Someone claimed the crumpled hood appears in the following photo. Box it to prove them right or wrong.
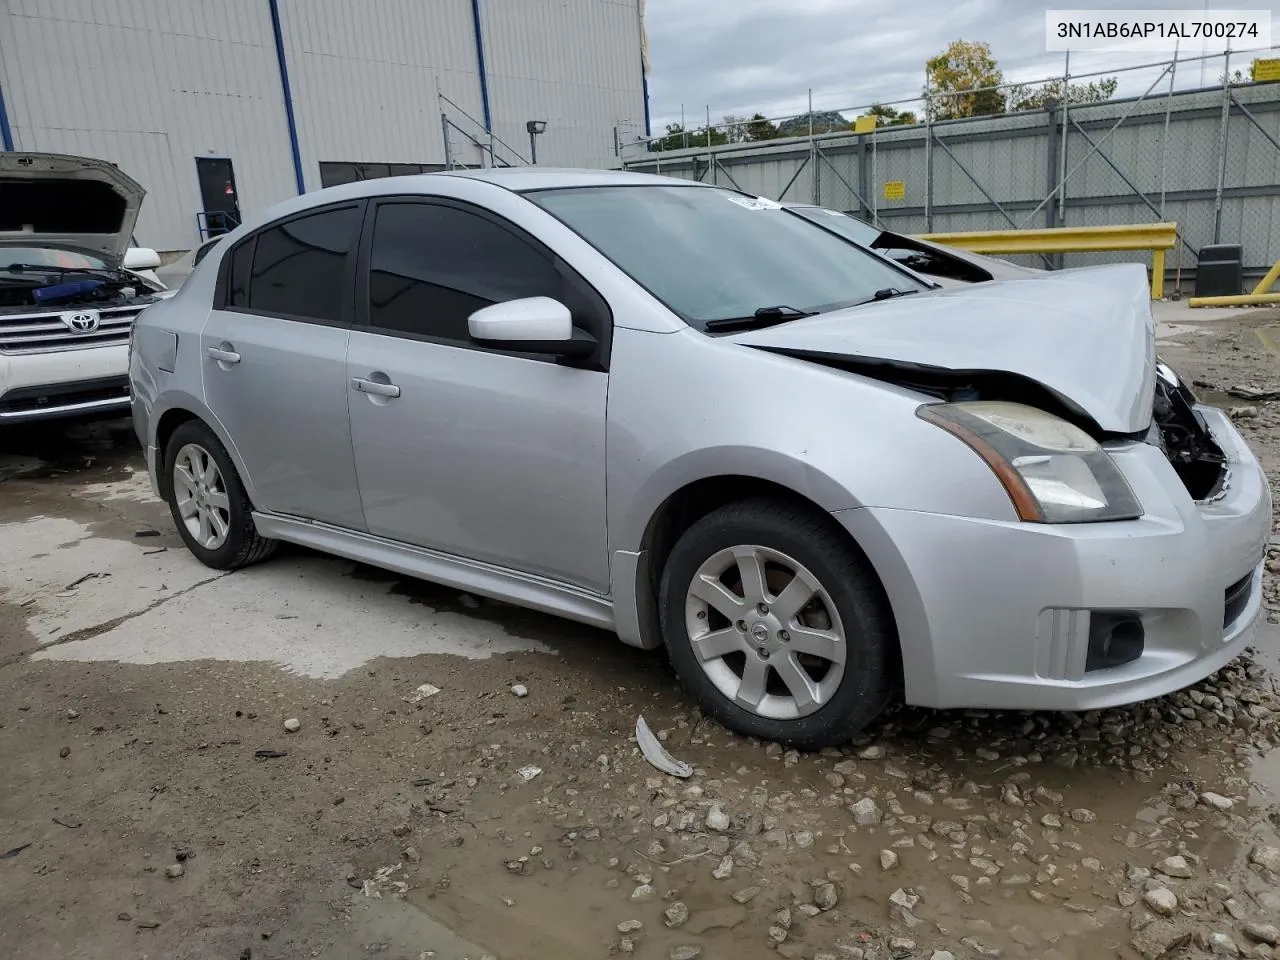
[733,262,1156,434]
[0,153,146,266]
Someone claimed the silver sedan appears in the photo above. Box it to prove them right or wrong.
[129,169,1270,747]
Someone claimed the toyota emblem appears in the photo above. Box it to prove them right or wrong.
[61,310,101,333]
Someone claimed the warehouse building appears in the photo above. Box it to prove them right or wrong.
[0,0,650,251]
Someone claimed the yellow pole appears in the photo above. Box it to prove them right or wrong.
[1188,293,1280,307]
[1151,249,1165,300]
[1251,258,1280,296]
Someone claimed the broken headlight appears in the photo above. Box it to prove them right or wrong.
[918,401,1142,523]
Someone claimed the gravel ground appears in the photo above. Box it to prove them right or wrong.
[1,309,1280,960]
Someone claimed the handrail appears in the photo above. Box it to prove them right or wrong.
[196,210,240,241]
[917,223,1177,299]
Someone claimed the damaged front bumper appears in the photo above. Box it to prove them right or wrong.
[838,404,1272,712]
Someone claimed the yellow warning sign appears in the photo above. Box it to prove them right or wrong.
[883,180,906,201]
[853,115,877,134]
[1254,58,1280,82]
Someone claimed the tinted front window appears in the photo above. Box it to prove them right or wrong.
[367,202,562,343]
[528,186,926,330]
[247,206,360,322]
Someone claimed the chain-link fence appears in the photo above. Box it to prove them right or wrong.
[621,49,1280,288]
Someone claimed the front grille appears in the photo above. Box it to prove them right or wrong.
[1223,572,1253,629]
[0,304,144,354]
[0,376,130,415]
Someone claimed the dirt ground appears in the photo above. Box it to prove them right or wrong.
[3,311,1280,960]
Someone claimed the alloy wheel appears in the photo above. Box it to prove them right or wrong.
[683,544,847,720]
[172,442,232,551]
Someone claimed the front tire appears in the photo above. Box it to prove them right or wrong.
[659,498,896,748]
[163,420,277,570]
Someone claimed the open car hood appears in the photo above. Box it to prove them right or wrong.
[732,263,1156,434]
[0,153,146,267]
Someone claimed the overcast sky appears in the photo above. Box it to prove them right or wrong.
[642,0,1280,129]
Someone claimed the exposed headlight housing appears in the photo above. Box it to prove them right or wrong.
[918,401,1142,523]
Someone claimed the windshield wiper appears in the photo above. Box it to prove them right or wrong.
[855,287,921,306]
[704,305,817,332]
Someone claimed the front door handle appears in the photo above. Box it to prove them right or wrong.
[207,346,241,364]
[351,377,401,399]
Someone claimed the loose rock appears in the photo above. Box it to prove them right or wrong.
[850,797,882,825]
[1155,855,1193,879]
[283,718,301,733]
[511,684,528,698]
[617,920,642,933]
[705,805,730,832]
[1143,887,1178,917]
[712,855,733,880]
[1244,924,1280,946]
[1207,932,1240,957]
[813,881,838,911]
[1069,808,1097,823]
[880,849,899,871]
[1250,845,1280,874]
[663,902,689,928]
[631,884,655,902]
[858,745,886,760]
[1199,792,1235,811]
[670,948,702,960]
[164,864,184,879]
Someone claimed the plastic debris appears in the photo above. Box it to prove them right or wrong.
[636,716,693,778]
[404,683,441,703]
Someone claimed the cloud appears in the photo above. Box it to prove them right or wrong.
[642,0,1280,128]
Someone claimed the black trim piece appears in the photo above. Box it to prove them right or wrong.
[0,375,130,413]
[1224,573,1253,629]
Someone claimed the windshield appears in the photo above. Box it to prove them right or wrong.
[526,185,928,330]
[787,206,883,246]
[0,246,109,271]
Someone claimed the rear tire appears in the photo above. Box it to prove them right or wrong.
[163,420,277,570]
[659,498,896,748]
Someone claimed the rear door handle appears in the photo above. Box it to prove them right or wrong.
[207,346,240,364]
[351,377,401,399]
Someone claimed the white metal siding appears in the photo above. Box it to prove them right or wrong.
[479,0,645,168]
[0,0,298,250]
[277,0,487,186]
[1,0,647,250]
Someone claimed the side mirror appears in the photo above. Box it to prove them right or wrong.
[124,246,162,271]
[467,297,596,358]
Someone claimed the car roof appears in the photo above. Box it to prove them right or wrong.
[437,167,711,191]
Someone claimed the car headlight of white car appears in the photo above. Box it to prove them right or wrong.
[918,400,1142,523]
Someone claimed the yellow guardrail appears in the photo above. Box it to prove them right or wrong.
[918,223,1178,300]
[1188,258,1280,308]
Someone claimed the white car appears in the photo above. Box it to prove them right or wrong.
[1,153,167,425]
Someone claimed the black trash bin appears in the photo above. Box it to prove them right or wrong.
[1195,244,1243,298]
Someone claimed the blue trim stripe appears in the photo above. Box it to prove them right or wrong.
[267,0,306,194]
[0,77,14,151]
[470,0,492,131]
[642,69,651,138]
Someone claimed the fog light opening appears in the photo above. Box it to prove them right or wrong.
[1085,613,1145,673]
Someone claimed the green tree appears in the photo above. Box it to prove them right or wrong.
[1010,76,1118,111]
[1223,62,1266,83]
[925,39,1005,119]
[649,122,728,152]
[855,102,919,127]
[743,112,779,141]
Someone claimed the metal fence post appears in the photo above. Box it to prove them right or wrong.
[706,105,716,185]
[924,96,933,232]
[1057,52,1070,229]
[441,113,453,169]
[1212,49,1232,244]
[1045,104,1059,232]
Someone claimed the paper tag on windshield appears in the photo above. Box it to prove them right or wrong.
[727,196,782,211]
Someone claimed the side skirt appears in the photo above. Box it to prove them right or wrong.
[251,513,616,632]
